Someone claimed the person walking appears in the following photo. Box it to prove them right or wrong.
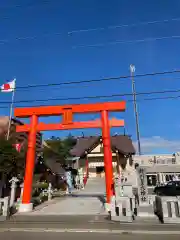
[65,165,73,194]
[71,168,78,189]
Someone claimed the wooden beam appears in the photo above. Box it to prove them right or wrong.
[16,119,124,132]
[14,101,126,118]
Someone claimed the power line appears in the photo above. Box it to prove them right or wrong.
[134,94,180,102]
[6,69,180,91]
[0,17,179,44]
[14,75,180,94]
[67,17,180,34]
[0,0,51,10]
[1,87,180,105]
[0,94,179,110]
[72,35,180,49]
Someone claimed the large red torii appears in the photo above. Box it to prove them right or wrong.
[14,101,126,212]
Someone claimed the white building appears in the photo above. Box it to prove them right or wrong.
[133,154,180,187]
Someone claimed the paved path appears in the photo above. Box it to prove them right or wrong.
[25,177,106,216]
[81,177,105,195]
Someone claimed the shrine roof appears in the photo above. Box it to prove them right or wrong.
[70,135,135,157]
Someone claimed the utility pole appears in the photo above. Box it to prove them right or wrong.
[130,64,141,155]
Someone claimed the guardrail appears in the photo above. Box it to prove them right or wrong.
[110,195,137,222]
[155,196,180,223]
[0,197,9,221]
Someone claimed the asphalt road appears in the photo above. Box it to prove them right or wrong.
[0,232,180,240]
[1,220,180,232]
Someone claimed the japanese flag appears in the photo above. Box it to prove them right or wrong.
[1,79,16,92]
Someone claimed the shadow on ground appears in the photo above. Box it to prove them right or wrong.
[71,193,106,207]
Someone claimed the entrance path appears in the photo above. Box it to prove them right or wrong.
[30,177,106,215]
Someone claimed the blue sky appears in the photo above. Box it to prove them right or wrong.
[1,0,180,154]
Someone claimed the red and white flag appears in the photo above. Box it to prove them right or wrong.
[1,79,16,92]
[13,143,23,152]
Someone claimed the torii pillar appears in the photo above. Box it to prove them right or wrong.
[19,115,38,212]
[101,110,113,205]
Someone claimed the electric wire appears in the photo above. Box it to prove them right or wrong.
[3,69,180,91]
[0,16,179,44]
[0,94,179,110]
[72,35,180,49]
[1,87,180,104]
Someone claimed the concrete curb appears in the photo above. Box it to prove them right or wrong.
[1,228,180,234]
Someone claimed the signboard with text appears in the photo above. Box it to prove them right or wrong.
[137,167,148,203]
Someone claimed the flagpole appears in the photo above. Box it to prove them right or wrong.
[7,80,16,141]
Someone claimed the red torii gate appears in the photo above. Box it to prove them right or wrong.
[14,101,126,212]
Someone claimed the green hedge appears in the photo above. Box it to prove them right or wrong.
[32,195,48,207]
[32,182,49,189]
[32,182,49,197]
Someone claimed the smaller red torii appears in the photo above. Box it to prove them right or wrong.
[14,101,126,212]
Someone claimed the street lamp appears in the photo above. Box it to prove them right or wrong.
[130,64,141,155]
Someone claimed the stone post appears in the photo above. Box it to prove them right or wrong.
[2,197,9,217]
[114,175,123,198]
[9,177,19,208]
[20,183,24,200]
[14,183,24,211]
[48,183,52,201]
[78,168,84,189]
[136,167,148,206]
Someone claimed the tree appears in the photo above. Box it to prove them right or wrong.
[58,135,76,159]
[43,135,76,163]
[0,137,25,178]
